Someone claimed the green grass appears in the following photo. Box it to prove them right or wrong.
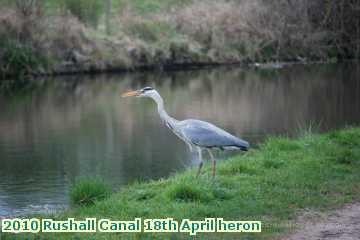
[125,20,178,43]
[70,177,112,206]
[1,127,360,239]
[115,0,193,15]
[0,39,49,79]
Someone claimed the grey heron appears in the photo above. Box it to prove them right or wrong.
[122,87,249,177]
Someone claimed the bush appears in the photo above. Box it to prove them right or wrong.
[0,5,49,79]
[70,177,111,206]
[0,5,93,79]
[63,0,103,28]
[127,21,175,43]
[0,39,46,78]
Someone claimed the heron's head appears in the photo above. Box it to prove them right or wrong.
[121,86,158,98]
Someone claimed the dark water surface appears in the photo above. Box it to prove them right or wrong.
[0,63,359,216]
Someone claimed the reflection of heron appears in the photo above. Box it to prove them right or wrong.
[122,87,249,177]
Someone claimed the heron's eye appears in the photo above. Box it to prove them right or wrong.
[142,87,153,92]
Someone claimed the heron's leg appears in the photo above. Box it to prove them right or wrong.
[207,149,216,178]
[196,147,203,177]
[187,142,193,152]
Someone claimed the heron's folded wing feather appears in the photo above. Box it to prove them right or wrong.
[181,120,249,149]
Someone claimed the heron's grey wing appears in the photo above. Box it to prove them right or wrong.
[180,120,249,150]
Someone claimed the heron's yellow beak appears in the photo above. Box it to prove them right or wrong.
[121,90,141,97]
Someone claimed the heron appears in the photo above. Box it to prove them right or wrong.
[122,87,249,177]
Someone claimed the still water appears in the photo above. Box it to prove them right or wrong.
[0,63,359,217]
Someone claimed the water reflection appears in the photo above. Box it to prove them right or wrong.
[0,63,359,216]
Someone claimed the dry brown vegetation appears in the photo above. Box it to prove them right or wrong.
[146,0,360,62]
[0,0,359,79]
[0,3,98,77]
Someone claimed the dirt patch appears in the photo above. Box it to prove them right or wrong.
[284,203,360,240]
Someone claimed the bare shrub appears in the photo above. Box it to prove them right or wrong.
[63,0,103,28]
[0,8,21,39]
[111,0,359,63]
[0,2,100,77]
[0,2,47,77]
[42,14,94,60]
[14,0,43,18]
[168,0,332,61]
[308,0,360,59]
[0,0,44,42]
[170,1,242,53]
[116,3,173,43]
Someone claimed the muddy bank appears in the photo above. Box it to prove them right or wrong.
[284,203,360,240]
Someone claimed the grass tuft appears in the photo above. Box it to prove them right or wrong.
[70,177,112,206]
[218,162,258,175]
[328,130,360,147]
[211,187,234,200]
[166,182,211,202]
[327,148,359,165]
[133,189,156,201]
[263,159,285,169]
[63,0,103,28]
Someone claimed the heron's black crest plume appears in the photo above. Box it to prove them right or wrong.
[142,87,154,92]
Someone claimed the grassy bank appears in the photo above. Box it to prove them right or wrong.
[1,0,359,80]
[2,127,360,239]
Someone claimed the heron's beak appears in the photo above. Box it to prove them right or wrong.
[121,90,141,97]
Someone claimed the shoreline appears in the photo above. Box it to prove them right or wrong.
[1,59,346,82]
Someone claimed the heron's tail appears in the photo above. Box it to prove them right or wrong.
[239,146,249,151]
[236,138,250,151]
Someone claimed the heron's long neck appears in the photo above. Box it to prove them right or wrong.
[151,93,178,128]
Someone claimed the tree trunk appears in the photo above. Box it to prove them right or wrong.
[105,0,112,35]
